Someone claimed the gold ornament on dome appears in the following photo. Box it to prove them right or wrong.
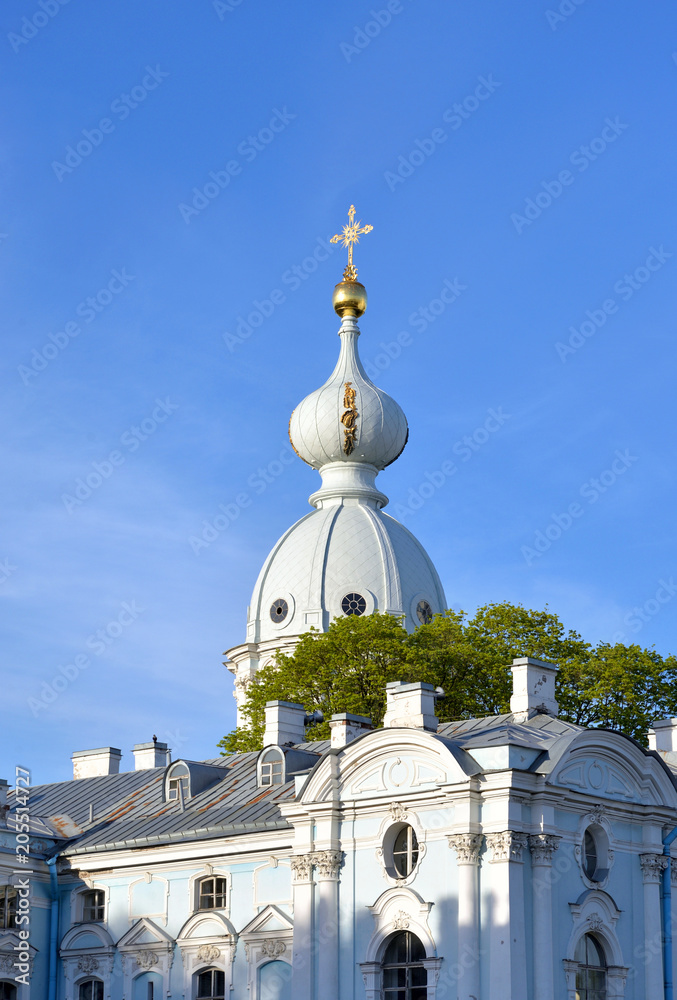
[341,381,359,455]
[331,204,373,282]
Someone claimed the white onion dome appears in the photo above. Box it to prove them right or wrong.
[289,311,409,495]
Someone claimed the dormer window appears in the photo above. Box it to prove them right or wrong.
[258,748,284,787]
[82,889,105,922]
[167,763,190,801]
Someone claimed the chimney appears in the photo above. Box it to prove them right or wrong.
[329,713,373,748]
[648,718,677,752]
[383,682,438,732]
[264,701,306,747]
[510,657,559,717]
[72,747,122,780]
[133,741,170,769]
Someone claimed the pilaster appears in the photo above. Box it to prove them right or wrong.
[639,852,667,1000]
[485,831,529,1000]
[528,834,560,1000]
[448,834,482,1000]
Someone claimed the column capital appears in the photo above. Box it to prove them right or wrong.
[447,833,483,865]
[311,849,344,880]
[528,833,561,864]
[486,831,529,863]
[639,852,668,883]
[290,854,314,882]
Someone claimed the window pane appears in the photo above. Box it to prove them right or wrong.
[584,830,597,879]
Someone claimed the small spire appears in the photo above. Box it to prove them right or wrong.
[330,204,373,283]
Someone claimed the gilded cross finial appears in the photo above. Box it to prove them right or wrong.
[330,205,373,282]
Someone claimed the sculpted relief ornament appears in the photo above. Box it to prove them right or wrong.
[486,831,529,863]
[261,939,286,958]
[447,833,483,865]
[196,945,221,963]
[528,833,561,864]
[135,951,159,970]
[290,855,313,882]
[77,956,99,974]
[639,853,668,883]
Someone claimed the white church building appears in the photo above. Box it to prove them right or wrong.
[3,210,677,1000]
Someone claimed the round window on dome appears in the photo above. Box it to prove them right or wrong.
[342,593,366,616]
[270,599,289,623]
[416,600,433,625]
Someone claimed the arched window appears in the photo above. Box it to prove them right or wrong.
[167,763,190,801]
[259,748,284,787]
[79,981,104,1000]
[198,876,228,910]
[574,933,607,999]
[382,932,427,999]
[196,968,225,999]
[82,888,105,922]
[0,982,17,1000]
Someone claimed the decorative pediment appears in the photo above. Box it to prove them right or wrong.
[546,731,677,808]
[300,729,469,804]
[239,904,294,938]
[0,931,38,976]
[177,910,237,943]
[365,887,435,962]
[117,917,174,952]
[61,922,115,954]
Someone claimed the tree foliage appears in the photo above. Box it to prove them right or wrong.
[218,602,677,752]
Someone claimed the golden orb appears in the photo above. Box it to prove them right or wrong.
[332,280,367,318]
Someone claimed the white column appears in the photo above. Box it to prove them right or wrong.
[313,851,343,1000]
[448,834,483,1000]
[528,834,560,1000]
[290,854,314,1000]
[639,853,667,1000]
[486,832,529,1000]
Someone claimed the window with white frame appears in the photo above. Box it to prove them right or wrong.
[391,825,419,878]
[574,933,607,999]
[82,889,105,922]
[259,748,284,787]
[382,931,427,999]
[198,876,228,910]
[167,763,190,801]
[0,887,16,929]
[79,981,104,1000]
[580,825,610,884]
[195,968,225,999]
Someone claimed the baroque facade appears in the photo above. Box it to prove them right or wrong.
[3,213,677,1000]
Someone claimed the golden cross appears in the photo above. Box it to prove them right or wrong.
[330,205,373,282]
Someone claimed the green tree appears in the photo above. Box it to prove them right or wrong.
[219,602,677,752]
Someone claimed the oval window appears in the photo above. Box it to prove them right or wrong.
[392,825,419,878]
[342,593,366,616]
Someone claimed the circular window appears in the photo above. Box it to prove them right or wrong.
[392,825,419,878]
[416,600,433,624]
[269,599,289,623]
[583,828,598,880]
[342,593,366,616]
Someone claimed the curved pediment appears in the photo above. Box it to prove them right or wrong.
[61,922,115,952]
[546,730,677,807]
[301,728,474,804]
[177,910,236,942]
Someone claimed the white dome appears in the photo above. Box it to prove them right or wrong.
[246,501,447,643]
[289,315,408,471]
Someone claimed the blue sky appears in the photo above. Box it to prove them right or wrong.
[3,0,677,784]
